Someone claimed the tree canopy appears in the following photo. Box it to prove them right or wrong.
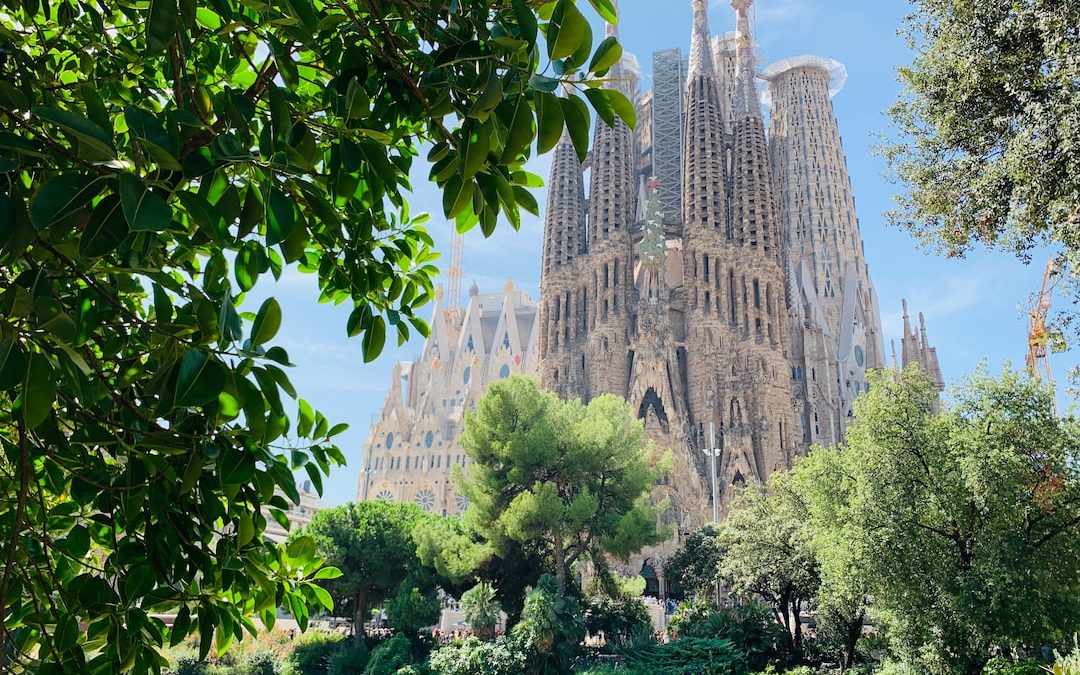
[0,0,632,669]
[800,367,1080,674]
[662,524,723,602]
[456,376,669,595]
[881,0,1080,285]
[296,500,429,645]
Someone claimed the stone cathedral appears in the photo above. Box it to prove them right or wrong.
[538,0,886,535]
[359,0,947,575]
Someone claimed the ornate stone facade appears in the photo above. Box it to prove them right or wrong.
[356,283,538,514]
[538,0,890,546]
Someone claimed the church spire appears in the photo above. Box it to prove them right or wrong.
[541,131,585,276]
[682,0,728,233]
[728,0,780,253]
[731,0,760,119]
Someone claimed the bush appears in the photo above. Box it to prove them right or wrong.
[427,636,527,675]
[238,649,283,675]
[875,660,926,675]
[625,637,748,674]
[284,631,346,675]
[327,643,370,675]
[982,657,1048,675]
[670,601,789,671]
[460,583,502,641]
[511,575,586,674]
[363,634,413,675]
[584,598,653,652]
[165,651,210,675]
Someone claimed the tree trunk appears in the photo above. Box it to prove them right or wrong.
[353,587,368,646]
[553,537,567,596]
[842,610,863,672]
[792,598,803,653]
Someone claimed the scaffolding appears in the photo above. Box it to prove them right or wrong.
[651,48,684,223]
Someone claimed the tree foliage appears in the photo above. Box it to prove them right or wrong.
[881,0,1080,276]
[460,582,502,641]
[0,0,632,669]
[801,367,1080,674]
[456,376,670,596]
[663,524,723,602]
[717,484,819,653]
[297,501,426,645]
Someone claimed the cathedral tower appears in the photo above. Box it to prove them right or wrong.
[690,0,797,499]
[582,5,638,399]
[765,55,886,443]
[539,132,587,398]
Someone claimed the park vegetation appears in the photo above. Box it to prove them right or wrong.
[161,368,1080,675]
[0,0,633,670]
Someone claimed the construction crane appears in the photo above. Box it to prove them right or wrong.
[443,229,464,325]
[1027,257,1065,394]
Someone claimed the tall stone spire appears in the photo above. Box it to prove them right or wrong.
[729,0,779,254]
[539,131,586,396]
[682,0,727,233]
[541,132,585,276]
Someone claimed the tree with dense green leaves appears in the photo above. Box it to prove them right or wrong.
[663,524,723,602]
[0,0,631,669]
[806,367,1080,675]
[456,376,670,596]
[385,578,441,645]
[717,484,819,654]
[297,501,427,646]
[881,0,1080,299]
[781,444,870,672]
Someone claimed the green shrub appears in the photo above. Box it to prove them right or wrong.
[584,598,653,653]
[625,637,748,674]
[982,657,1048,675]
[427,636,527,675]
[511,575,586,675]
[236,649,282,675]
[874,660,926,675]
[165,652,210,675]
[363,635,413,675]
[386,580,440,643]
[283,631,346,675]
[460,583,502,641]
[669,601,788,671]
[327,643,370,675]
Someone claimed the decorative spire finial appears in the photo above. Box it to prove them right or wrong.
[688,0,717,79]
[731,0,760,117]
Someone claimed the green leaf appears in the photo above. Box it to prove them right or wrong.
[79,195,129,257]
[266,186,294,246]
[54,614,79,652]
[29,174,103,230]
[250,298,282,346]
[36,107,115,159]
[298,399,314,437]
[560,94,591,162]
[589,36,623,74]
[237,511,255,547]
[309,583,333,611]
[501,97,535,163]
[362,314,386,363]
[608,89,637,129]
[584,88,616,128]
[442,176,475,220]
[146,0,178,54]
[23,352,55,429]
[123,564,156,602]
[535,92,565,154]
[219,448,256,485]
[511,0,538,46]
[174,350,227,407]
[119,173,172,232]
[587,0,618,24]
[235,241,261,291]
[513,186,539,216]
[547,0,588,61]
[304,462,323,496]
[460,121,490,180]
[313,566,343,580]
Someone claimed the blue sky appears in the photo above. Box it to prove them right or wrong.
[258,0,1076,506]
